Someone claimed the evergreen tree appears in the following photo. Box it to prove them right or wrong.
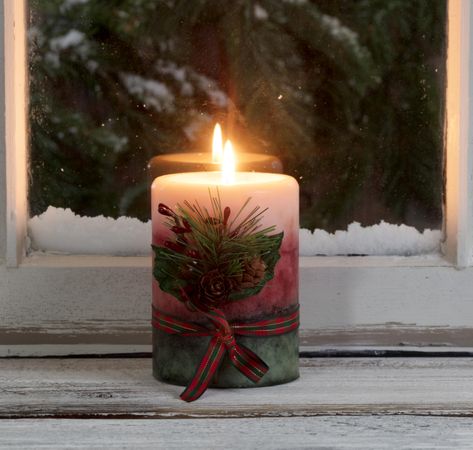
[29,0,446,230]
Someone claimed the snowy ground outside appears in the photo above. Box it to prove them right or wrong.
[28,206,442,256]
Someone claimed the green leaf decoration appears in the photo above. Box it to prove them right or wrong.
[152,189,284,307]
[152,245,191,299]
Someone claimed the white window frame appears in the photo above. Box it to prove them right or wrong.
[1,0,473,356]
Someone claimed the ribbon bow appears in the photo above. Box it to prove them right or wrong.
[152,305,299,402]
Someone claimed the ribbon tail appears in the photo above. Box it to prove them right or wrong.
[180,336,226,402]
[229,343,269,383]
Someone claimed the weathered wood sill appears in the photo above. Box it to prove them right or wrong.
[1,357,473,418]
[1,357,473,448]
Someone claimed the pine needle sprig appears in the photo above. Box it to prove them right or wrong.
[152,188,284,307]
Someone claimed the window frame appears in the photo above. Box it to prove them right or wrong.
[1,0,473,356]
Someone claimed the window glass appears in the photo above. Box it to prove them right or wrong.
[28,0,446,233]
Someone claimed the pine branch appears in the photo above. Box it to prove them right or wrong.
[153,189,284,304]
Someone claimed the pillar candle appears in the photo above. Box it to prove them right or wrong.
[151,170,299,400]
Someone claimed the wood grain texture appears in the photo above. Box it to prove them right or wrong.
[2,358,473,418]
[2,416,473,449]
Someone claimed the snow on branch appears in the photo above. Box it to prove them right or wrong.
[120,73,175,113]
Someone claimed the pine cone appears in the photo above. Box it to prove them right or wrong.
[198,269,232,307]
[234,257,267,290]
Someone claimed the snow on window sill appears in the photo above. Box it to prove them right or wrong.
[27,206,443,257]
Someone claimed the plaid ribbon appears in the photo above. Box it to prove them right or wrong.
[152,304,299,402]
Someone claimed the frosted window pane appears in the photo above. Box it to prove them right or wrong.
[28,0,446,236]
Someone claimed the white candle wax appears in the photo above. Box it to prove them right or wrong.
[151,171,299,321]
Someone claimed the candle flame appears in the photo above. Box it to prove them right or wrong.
[212,123,223,163]
[221,140,236,184]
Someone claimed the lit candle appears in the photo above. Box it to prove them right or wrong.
[151,140,299,402]
[147,123,283,182]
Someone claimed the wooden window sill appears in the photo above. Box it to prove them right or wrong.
[3,356,473,418]
[1,357,473,448]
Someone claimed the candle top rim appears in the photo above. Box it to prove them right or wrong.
[150,152,278,164]
[152,171,296,187]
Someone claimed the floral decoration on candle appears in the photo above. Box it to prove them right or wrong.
[152,190,283,310]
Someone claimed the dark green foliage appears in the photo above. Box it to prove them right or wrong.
[29,0,446,231]
[303,0,446,231]
[29,0,226,219]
